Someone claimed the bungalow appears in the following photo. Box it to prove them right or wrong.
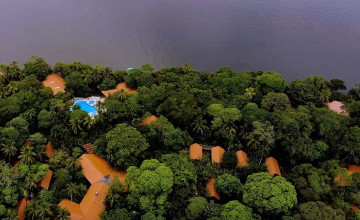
[236,150,249,167]
[211,146,225,164]
[265,157,281,176]
[140,115,158,125]
[16,198,31,220]
[189,143,203,160]
[101,82,136,98]
[325,100,349,116]
[37,170,53,190]
[45,142,55,158]
[42,74,66,95]
[206,178,220,201]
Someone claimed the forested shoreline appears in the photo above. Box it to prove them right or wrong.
[1,56,360,219]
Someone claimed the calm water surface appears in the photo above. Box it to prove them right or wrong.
[1,0,360,86]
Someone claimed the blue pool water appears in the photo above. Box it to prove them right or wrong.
[73,98,100,117]
[75,101,98,116]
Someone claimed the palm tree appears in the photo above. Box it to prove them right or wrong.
[7,85,18,95]
[191,117,208,136]
[83,70,94,85]
[247,137,260,150]
[65,156,80,170]
[19,146,36,165]
[319,90,331,102]
[27,200,53,220]
[34,144,46,162]
[35,201,53,219]
[245,87,256,100]
[70,118,83,134]
[56,208,70,220]
[116,90,128,101]
[1,142,17,162]
[83,117,96,130]
[65,183,78,202]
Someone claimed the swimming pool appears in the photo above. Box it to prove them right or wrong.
[73,97,104,118]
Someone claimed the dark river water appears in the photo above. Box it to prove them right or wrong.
[1,0,360,87]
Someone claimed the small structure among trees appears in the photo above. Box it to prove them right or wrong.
[42,74,66,95]
[265,157,281,176]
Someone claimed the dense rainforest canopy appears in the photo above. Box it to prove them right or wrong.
[0,56,360,219]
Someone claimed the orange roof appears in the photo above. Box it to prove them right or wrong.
[42,74,66,95]
[140,115,158,125]
[12,161,21,167]
[17,198,31,220]
[334,174,349,186]
[265,157,281,176]
[38,170,53,189]
[190,143,203,160]
[351,205,359,213]
[45,142,55,158]
[80,182,109,220]
[211,146,225,164]
[101,82,136,98]
[236,150,249,167]
[326,101,349,116]
[58,182,109,220]
[80,154,113,184]
[348,165,360,175]
[59,200,84,220]
[335,165,360,186]
[206,178,220,200]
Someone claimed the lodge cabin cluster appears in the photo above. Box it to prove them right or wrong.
[189,143,281,201]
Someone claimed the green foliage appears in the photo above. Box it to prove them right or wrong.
[6,116,29,139]
[96,123,149,169]
[221,200,257,220]
[338,126,360,163]
[24,56,52,81]
[243,172,297,215]
[185,197,208,220]
[126,159,174,216]
[37,110,55,130]
[293,201,345,220]
[287,164,331,202]
[221,151,238,169]
[261,92,290,111]
[101,208,134,220]
[256,72,286,94]
[215,174,242,200]
[125,68,153,88]
[157,88,199,126]
[65,72,91,97]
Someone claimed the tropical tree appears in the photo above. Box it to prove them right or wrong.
[65,183,78,202]
[94,123,149,169]
[191,116,209,136]
[220,200,258,220]
[243,172,297,215]
[26,200,54,220]
[126,159,174,216]
[185,197,208,220]
[23,56,52,81]
[1,142,17,162]
[18,146,36,165]
[244,87,256,100]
